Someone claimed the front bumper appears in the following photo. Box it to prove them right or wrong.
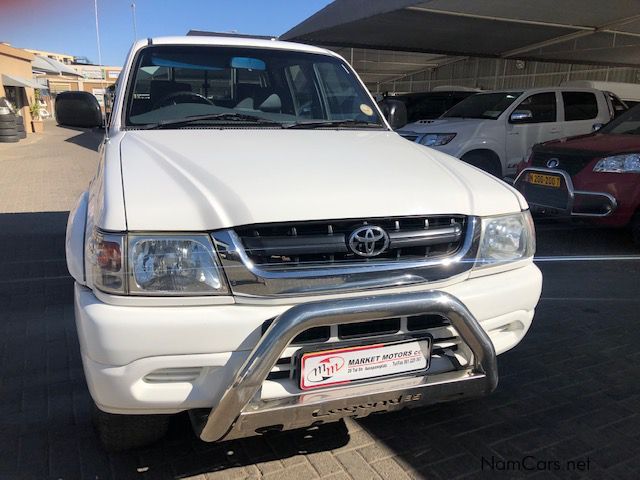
[75,264,541,420]
[192,291,497,442]
[514,167,617,217]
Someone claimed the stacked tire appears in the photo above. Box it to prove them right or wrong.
[0,111,19,143]
[15,115,27,140]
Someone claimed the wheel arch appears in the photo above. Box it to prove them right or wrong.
[66,191,89,285]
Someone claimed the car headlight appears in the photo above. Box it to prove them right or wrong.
[86,230,228,296]
[419,133,456,146]
[476,211,535,267]
[593,154,640,173]
[129,235,227,295]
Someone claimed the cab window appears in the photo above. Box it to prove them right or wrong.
[562,92,598,121]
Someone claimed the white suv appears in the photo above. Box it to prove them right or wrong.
[398,87,615,177]
[65,35,542,451]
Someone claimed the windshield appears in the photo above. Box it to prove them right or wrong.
[397,92,475,122]
[600,103,640,135]
[442,92,523,120]
[125,45,384,129]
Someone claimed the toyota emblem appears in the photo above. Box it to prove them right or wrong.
[546,158,560,169]
[348,225,390,257]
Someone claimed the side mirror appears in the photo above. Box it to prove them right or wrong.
[55,91,103,128]
[592,123,605,132]
[510,110,533,124]
[378,98,407,130]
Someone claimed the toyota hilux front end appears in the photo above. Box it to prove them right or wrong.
[66,36,542,451]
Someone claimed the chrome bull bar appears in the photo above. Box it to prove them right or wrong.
[194,291,498,442]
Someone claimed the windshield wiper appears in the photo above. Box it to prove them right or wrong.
[138,112,285,130]
[284,119,384,129]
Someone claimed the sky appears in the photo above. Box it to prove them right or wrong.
[0,0,332,66]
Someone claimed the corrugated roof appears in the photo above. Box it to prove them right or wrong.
[282,0,640,68]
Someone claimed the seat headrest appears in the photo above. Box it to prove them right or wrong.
[235,97,254,110]
[259,94,281,113]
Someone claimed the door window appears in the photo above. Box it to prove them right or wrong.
[562,92,598,121]
[286,64,319,118]
[315,62,368,120]
[511,92,557,124]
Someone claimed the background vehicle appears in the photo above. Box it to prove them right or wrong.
[65,35,541,451]
[562,80,638,111]
[390,89,479,133]
[398,87,614,177]
[515,103,640,244]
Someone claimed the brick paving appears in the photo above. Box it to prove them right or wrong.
[0,119,100,214]
[1,123,640,479]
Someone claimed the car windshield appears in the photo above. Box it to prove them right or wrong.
[442,92,522,120]
[396,92,476,122]
[600,104,640,135]
[125,45,384,129]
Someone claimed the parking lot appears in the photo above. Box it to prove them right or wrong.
[1,122,639,479]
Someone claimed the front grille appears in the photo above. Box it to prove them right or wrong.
[531,151,595,177]
[264,314,461,381]
[235,216,465,268]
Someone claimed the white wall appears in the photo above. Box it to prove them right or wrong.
[375,57,640,93]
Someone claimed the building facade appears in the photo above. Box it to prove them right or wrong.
[0,43,36,136]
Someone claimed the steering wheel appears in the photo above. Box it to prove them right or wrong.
[154,91,213,109]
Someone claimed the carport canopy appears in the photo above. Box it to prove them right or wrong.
[1,73,41,89]
[282,0,640,68]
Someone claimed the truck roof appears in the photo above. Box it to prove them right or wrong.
[142,35,336,57]
[478,87,603,95]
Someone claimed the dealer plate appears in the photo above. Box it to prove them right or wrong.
[528,172,561,188]
[299,338,431,390]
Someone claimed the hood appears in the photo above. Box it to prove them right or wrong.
[400,117,487,135]
[538,133,640,155]
[119,129,521,231]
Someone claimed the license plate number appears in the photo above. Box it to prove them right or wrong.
[528,172,561,188]
[299,339,431,390]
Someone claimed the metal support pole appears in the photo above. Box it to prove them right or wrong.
[94,0,102,66]
[131,2,138,40]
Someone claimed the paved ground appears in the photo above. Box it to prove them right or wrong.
[0,120,100,214]
[1,123,640,479]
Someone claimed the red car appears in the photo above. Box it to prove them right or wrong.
[514,104,640,244]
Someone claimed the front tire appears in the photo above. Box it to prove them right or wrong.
[92,404,171,452]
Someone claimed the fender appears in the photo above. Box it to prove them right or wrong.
[66,191,89,284]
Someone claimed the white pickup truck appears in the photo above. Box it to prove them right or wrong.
[399,87,615,177]
[65,35,542,451]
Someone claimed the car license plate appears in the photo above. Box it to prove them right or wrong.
[528,172,561,188]
[299,338,431,390]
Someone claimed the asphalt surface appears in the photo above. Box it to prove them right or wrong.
[0,123,639,479]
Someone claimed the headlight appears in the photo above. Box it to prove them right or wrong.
[476,211,535,267]
[129,235,227,295]
[419,133,456,146]
[86,230,228,296]
[593,154,640,173]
